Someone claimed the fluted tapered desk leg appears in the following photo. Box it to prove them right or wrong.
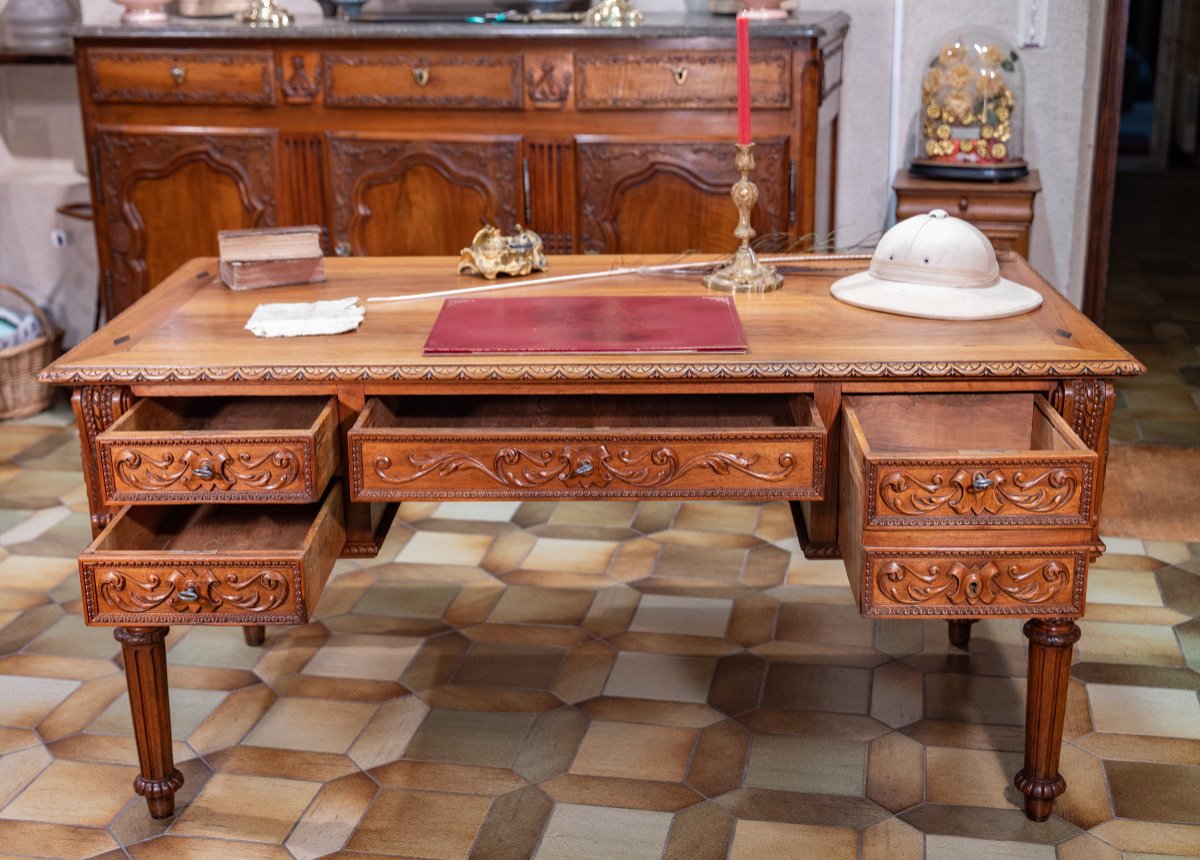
[115,626,184,819]
[1014,618,1080,821]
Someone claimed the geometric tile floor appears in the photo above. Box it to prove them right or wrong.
[1,398,1198,859]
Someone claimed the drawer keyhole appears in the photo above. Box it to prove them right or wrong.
[672,66,689,85]
[169,66,187,85]
[967,581,980,598]
[412,65,431,87]
[958,196,969,212]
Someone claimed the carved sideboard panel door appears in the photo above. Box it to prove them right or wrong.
[326,134,522,257]
[576,138,790,254]
[93,129,279,315]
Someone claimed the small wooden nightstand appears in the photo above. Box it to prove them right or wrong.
[893,169,1042,257]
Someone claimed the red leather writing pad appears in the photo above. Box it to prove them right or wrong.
[423,295,749,354]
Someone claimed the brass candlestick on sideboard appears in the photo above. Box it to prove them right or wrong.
[705,143,785,293]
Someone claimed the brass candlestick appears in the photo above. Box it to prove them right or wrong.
[585,0,643,27]
[237,0,292,26]
[704,143,784,293]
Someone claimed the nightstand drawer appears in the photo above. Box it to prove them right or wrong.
[78,487,344,626]
[575,50,790,110]
[86,49,276,106]
[843,393,1095,531]
[324,51,523,109]
[98,397,340,504]
[857,546,1087,618]
[348,394,825,500]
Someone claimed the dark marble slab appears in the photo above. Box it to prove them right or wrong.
[73,10,850,42]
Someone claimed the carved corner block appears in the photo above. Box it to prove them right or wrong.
[73,386,133,536]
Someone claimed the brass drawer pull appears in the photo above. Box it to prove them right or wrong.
[192,465,215,480]
[169,65,187,85]
[574,461,594,477]
[177,586,198,602]
[335,241,353,257]
[970,472,995,492]
[412,65,430,87]
[672,66,689,85]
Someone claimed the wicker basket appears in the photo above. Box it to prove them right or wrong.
[0,283,62,420]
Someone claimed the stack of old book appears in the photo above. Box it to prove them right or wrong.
[218,225,326,291]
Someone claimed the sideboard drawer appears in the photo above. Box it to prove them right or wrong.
[98,397,340,504]
[78,487,344,626]
[575,50,791,110]
[86,49,276,106]
[843,393,1096,531]
[857,546,1088,618]
[349,394,825,500]
[324,51,523,109]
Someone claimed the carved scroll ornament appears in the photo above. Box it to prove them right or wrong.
[373,443,796,490]
[878,467,1080,518]
[114,446,301,493]
[876,558,1070,607]
[98,567,291,615]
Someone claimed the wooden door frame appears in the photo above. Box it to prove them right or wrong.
[1082,0,1132,323]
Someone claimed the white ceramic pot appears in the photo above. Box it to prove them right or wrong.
[110,0,168,24]
[2,0,76,52]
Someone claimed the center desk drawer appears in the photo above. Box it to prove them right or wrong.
[78,487,344,626]
[349,394,825,500]
[98,397,340,504]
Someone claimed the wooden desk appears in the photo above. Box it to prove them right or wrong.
[40,254,1142,823]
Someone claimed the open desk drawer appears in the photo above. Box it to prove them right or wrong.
[842,393,1096,532]
[98,397,340,504]
[78,487,344,626]
[349,394,826,501]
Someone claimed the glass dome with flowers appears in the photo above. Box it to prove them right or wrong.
[910,32,1028,181]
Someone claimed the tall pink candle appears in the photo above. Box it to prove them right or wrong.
[737,14,751,145]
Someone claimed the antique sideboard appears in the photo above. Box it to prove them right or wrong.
[39,254,1142,823]
[73,13,847,316]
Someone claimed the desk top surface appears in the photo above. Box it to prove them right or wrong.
[41,254,1142,387]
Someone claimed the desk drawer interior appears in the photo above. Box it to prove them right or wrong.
[78,487,344,626]
[843,393,1096,529]
[349,393,825,500]
[98,396,339,504]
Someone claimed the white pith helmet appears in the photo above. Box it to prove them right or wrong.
[830,209,1043,320]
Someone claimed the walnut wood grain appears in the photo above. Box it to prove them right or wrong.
[77,30,844,315]
[93,129,277,315]
[348,394,824,501]
[97,397,339,504]
[79,489,344,625]
[1014,618,1081,821]
[42,253,1139,824]
[575,50,790,110]
[327,135,520,258]
[115,626,183,819]
[88,49,275,106]
[894,170,1042,258]
[73,386,133,537]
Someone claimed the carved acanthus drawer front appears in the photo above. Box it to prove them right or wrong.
[861,548,1087,618]
[97,397,339,504]
[78,488,344,626]
[348,394,826,501]
[324,52,523,109]
[575,50,790,110]
[87,49,276,105]
[844,394,1096,529]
